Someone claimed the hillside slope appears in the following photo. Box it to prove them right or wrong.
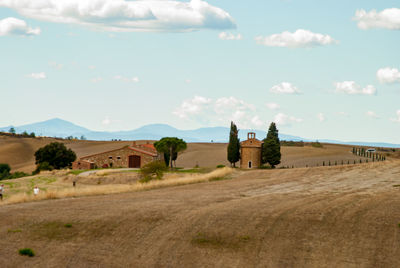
[1,161,400,267]
[0,135,372,172]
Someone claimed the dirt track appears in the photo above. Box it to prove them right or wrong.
[1,160,400,267]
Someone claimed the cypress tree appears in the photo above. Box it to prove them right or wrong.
[227,121,240,167]
[262,122,281,168]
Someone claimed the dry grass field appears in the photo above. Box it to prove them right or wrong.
[1,160,400,267]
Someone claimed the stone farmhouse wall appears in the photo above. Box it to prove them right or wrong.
[73,146,159,169]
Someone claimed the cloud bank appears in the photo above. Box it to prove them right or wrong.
[0,0,236,32]
[0,17,40,36]
[355,8,400,30]
[255,29,336,48]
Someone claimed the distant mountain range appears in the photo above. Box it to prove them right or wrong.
[1,118,399,148]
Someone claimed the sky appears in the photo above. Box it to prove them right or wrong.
[0,0,400,143]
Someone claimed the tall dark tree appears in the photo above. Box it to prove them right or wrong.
[262,122,281,168]
[227,121,240,167]
[34,142,76,170]
[154,137,187,168]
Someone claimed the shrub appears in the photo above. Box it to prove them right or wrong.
[64,223,72,228]
[19,248,35,257]
[216,165,226,168]
[140,161,167,183]
[7,171,29,180]
[34,162,54,174]
[0,163,11,180]
[311,141,323,148]
[260,164,272,169]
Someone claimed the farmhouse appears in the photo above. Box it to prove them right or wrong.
[72,142,161,170]
[240,132,263,169]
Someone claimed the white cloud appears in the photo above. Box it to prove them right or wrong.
[251,116,264,128]
[219,32,242,40]
[366,111,379,119]
[270,82,301,94]
[390,110,400,123]
[27,72,46,79]
[173,96,264,129]
[102,116,111,126]
[0,17,40,36]
[114,75,139,83]
[335,81,377,95]
[354,8,400,30]
[91,77,103,83]
[255,29,337,48]
[49,61,63,69]
[173,95,212,119]
[317,113,325,122]
[266,102,280,110]
[274,113,303,126]
[214,96,255,114]
[337,111,349,117]
[185,79,192,84]
[377,67,400,84]
[89,65,96,70]
[0,0,236,32]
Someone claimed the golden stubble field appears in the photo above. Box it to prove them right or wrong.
[1,160,400,267]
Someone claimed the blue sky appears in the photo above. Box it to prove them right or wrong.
[1,0,400,143]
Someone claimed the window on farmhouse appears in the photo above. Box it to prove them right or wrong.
[117,156,121,160]
[109,156,113,160]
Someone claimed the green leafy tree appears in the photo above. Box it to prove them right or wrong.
[9,127,16,134]
[34,142,76,170]
[227,121,240,167]
[154,137,187,169]
[262,122,281,168]
[0,163,11,180]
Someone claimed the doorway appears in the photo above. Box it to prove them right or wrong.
[129,155,141,168]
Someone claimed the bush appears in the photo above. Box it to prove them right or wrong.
[19,248,35,257]
[281,140,304,147]
[216,165,226,168]
[0,163,11,180]
[311,141,323,148]
[139,161,167,183]
[7,171,29,180]
[260,164,272,169]
[34,162,54,174]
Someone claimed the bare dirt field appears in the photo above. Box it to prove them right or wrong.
[0,135,389,173]
[1,160,400,267]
